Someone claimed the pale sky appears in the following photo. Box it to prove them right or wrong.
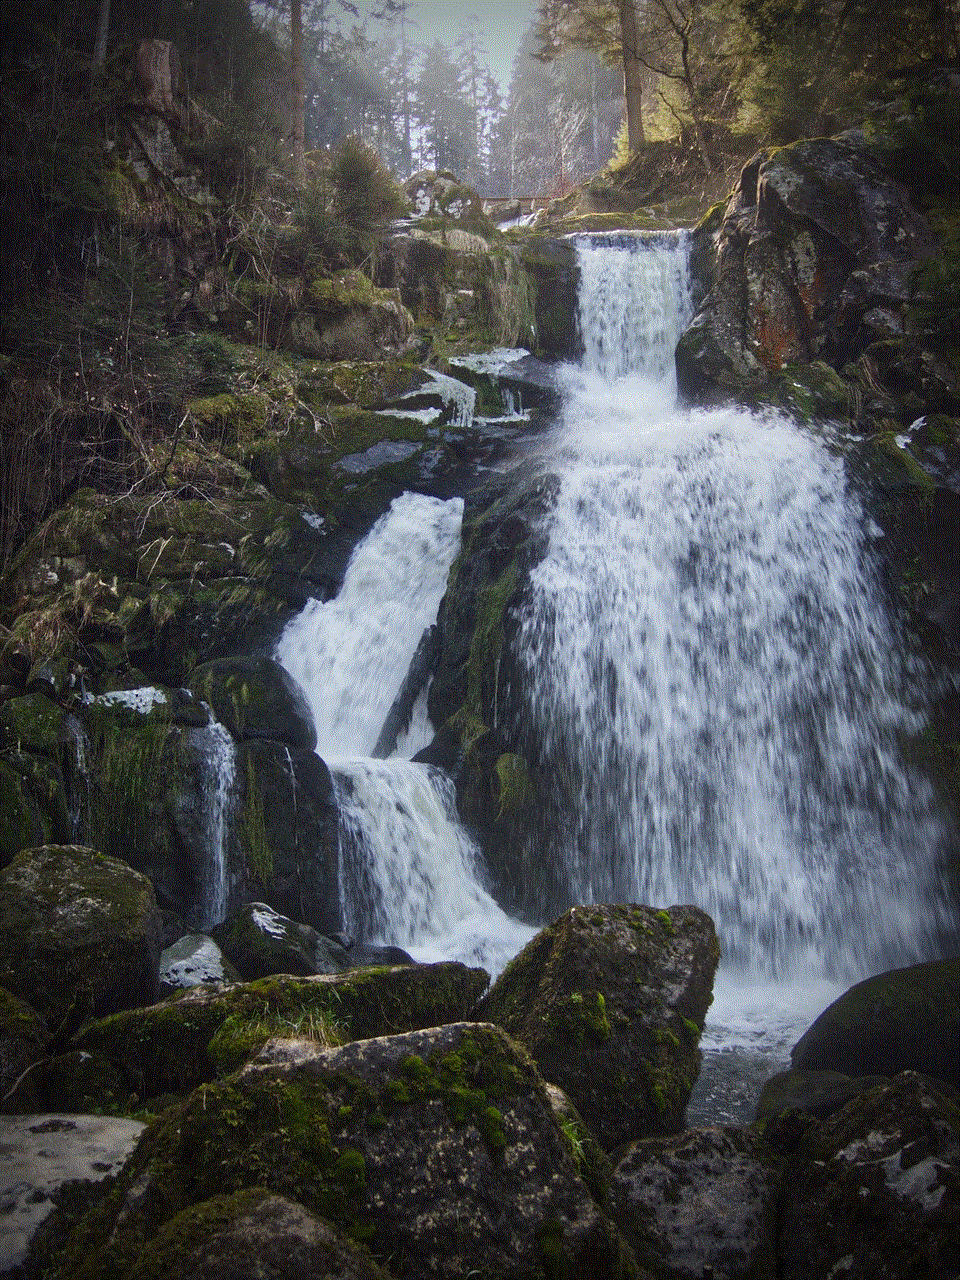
[383,0,538,92]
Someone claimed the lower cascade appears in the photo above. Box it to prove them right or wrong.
[276,230,956,1110]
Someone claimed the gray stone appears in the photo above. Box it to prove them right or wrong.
[159,933,240,996]
[0,1113,145,1273]
[611,1126,778,1279]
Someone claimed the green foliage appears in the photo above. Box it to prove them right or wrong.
[183,99,281,209]
[734,0,955,143]
[293,137,406,270]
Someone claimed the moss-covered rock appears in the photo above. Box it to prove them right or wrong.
[479,904,720,1151]
[0,844,161,1032]
[773,1072,959,1280]
[187,656,316,751]
[790,959,960,1089]
[73,962,489,1099]
[425,473,557,916]
[0,753,66,866]
[116,1190,391,1280]
[51,1023,642,1280]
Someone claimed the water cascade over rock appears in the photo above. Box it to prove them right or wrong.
[511,232,956,1109]
[276,491,535,974]
[278,229,954,1114]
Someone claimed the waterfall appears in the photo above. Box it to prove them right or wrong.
[186,717,235,931]
[514,232,955,1085]
[276,492,536,975]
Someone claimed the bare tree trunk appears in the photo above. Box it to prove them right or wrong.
[680,32,713,175]
[290,0,306,183]
[91,0,110,80]
[618,0,644,151]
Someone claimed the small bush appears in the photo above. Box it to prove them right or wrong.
[295,137,407,269]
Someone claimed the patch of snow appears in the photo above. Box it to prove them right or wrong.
[250,903,288,940]
[92,687,168,715]
[449,347,529,376]
[376,407,443,425]
[302,512,325,531]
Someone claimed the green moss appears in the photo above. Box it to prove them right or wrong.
[874,432,936,492]
[186,393,270,453]
[239,755,272,883]
[654,910,675,935]
[547,991,612,1047]
[308,270,378,314]
[83,701,179,859]
[494,752,530,818]
[124,1189,276,1280]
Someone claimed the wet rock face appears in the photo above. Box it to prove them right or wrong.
[775,1072,960,1280]
[611,1126,778,1279]
[676,136,934,398]
[479,904,720,1150]
[0,844,161,1031]
[52,1023,639,1280]
[187,656,317,752]
[790,959,960,1090]
[0,1112,147,1274]
[231,741,340,937]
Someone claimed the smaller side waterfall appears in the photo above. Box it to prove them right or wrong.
[276,491,536,975]
[186,717,236,930]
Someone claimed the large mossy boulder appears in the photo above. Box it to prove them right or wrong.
[773,1072,959,1280]
[0,845,161,1031]
[50,1024,641,1280]
[187,655,316,751]
[790,958,960,1089]
[479,904,720,1150]
[611,1126,779,1279]
[676,136,934,399]
[74,962,489,1099]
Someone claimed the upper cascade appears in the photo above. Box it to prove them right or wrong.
[574,231,693,384]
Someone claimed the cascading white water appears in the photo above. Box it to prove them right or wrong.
[276,491,536,974]
[515,232,955,1088]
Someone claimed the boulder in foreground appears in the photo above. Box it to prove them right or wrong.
[791,959,960,1089]
[0,845,161,1032]
[479,904,719,1149]
[51,1023,642,1280]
